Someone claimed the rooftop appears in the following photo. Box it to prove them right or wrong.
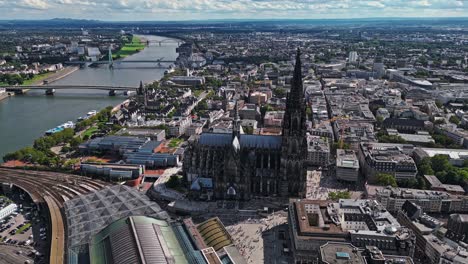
[320,242,364,264]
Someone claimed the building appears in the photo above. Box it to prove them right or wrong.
[168,116,192,137]
[307,135,330,166]
[435,124,468,147]
[423,175,465,195]
[387,129,435,146]
[89,216,189,264]
[238,103,260,121]
[319,242,414,264]
[170,76,205,86]
[382,118,428,133]
[373,186,468,214]
[372,57,385,78]
[65,185,171,263]
[0,204,17,220]
[349,51,358,64]
[116,128,166,141]
[80,163,144,181]
[185,122,205,137]
[446,214,468,244]
[397,201,468,264]
[79,136,150,154]
[387,70,433,89]
[87,215,246,264]
[358,142,418,183]
[264,111,284,127]
[184,49,308,200]
[414,147,468,167]
[288,199,415,263]
[336,149,360,182]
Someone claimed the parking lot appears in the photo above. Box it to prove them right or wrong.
[0,193,48,263]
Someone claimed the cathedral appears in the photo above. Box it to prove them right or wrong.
[183,49,307,200]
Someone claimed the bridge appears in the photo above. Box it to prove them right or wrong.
[145,38,183,46]
[0,168,112,264]
[3,85,139,95]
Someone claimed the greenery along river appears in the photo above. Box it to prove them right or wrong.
[0,35,179,159]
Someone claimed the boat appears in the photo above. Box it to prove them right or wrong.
[164,65,175,75]
[77,110,97,121]
[45,121,75,135]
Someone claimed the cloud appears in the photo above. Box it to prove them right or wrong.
[1,0,467,20]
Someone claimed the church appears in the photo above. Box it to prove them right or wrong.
[183,49,308,200]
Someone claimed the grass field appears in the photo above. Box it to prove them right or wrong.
[15,223,31,235]
[168,138,184,148]
[113,36,146,59]
[22,72,54,85]
[193,90,203,97]
[82,127,98,138]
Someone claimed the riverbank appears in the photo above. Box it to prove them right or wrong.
[0,92,9,102]
[26,66,79,86]
[0,34,178,159]
[113,35,146,59]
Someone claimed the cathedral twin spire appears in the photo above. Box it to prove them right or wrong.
[288,48,304,109]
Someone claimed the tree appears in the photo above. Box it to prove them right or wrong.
[273,87,286,98]
[376,173,397,187]
[166,175,182,189]
[69,137,83,148]
[431,154,450,172]
[449,116,460,125]
[328,191,351,200]
[243,126,254,134]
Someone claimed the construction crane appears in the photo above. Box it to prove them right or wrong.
[311,115,350,149]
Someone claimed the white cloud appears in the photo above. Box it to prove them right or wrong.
[1,0,467,20]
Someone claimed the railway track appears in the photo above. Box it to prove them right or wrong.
[0,168,112,264]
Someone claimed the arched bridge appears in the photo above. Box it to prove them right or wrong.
[146,38,183,46]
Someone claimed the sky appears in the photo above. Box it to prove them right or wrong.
[0,0,467,21]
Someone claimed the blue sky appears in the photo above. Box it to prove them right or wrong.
[0,0,467,20]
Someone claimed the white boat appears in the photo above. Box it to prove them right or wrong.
[45,121,75,135]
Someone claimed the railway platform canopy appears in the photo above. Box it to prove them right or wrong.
[64,185,169,264]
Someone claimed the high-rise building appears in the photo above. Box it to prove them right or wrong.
[348,51,358,64]
[373,56,385,78]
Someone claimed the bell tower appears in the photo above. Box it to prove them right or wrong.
[279,48,307,197]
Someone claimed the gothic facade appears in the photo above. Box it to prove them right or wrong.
[183,49,307,200]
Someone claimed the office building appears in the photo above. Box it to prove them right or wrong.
[374,186,468,213]
[288,199,415,263]
[358,142,418,183]
[349,51,358,64]
[336,149,360,182]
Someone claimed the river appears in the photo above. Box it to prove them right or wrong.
[0,35,179,158]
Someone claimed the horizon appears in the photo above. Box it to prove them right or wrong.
[2,16,468,23]
[1,0,467,21]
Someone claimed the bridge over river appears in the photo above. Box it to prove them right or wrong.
[2,85,139,95]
